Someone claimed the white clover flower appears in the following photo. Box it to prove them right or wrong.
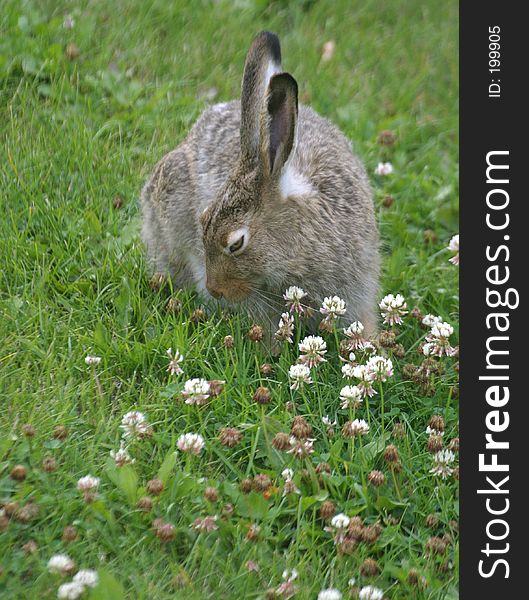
[341,363,355,379]
[351,365,377,398]
[73,569,99,588]
[422,314,443,328]
[342,419,370,437]
[448,233,459,265]
[287,436,315,458]
[331,513,350,529]
[192,515,218,532]
[430,449,456,479]
[321,40,336,62]
[298,335,327,368]
[343,321,368,351]
[281,468,294,481]
[318,590,342,600]
[361,341,377,355]
[423,321,457,357]
[366,355,394,382]
[426,426,444,437]
[359,586,384,600]
[120,411,151,439]
[322,416,337,428]
[283,286,307,314]
[57,582,85,600]
[375,162,393,176]
[110,441,135,467]
[63,15,75,30]
[320,295,346,320]
[48,554,75,575]
[288,364,312,390]
[379,293,408,326]
[282,569,299,581]
[182,378,211,406]
[275,312,295,343]
[339,385,363,409]
[85,355,101,366]
[77,475,100,492]
[177,432,205,455]
[166,348,184,376]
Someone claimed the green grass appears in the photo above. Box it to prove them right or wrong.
[0,1,459,598]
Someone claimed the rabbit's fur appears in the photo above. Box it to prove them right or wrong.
[142,31,380,335]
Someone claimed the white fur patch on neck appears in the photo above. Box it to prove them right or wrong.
[279,164,315,200]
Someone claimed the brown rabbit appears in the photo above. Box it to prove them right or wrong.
[141,31,379,335]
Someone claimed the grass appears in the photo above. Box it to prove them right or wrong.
[0,0,459,598]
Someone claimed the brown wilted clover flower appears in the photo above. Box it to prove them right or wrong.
[62,525,78,543]
[407,568,420,585]
[272,432,291,451]
[137,496,154,512]
[253,474,272,492]
[149,272,166,291]
[147,479,164,496]
[347,516,364,540]
[204,487,219,502]
[360,558,380,576]
[153,519,176,543]
[253,386,271,405]
[367,470,385,487]
[192,515,219,532]
[425,513,439,528]
[23,540,38,555]
[426,536,448,555]
[223,335,235,349]
[245,523,260,541]
[42,456,57,472]
[378,330,396,348]
[219,427,243,448]
[260,363,274,376]
[248,324,264,342]
[362,524,382,544]
[290,416,312,439]
[15,502,39,524]
[53,425,68,440]
[377,129,396,145]
[449,437,459,452]
[10,465,27,482]
[166,297,182,314]
[319,500,336,520]
[22,424,35,438]
[315,462,331,476]
[392,421,406,439]
[382,194,395,208]
[429,415,445,433]
[427,434,444,453]
[208,380,225,397]
[383,444,399,463]
[240,479,253,494]
[190,308,206,323]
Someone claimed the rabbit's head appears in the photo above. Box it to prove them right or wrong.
[200,32,299,303]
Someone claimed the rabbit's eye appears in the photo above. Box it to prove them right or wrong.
[228,235,245,254]
[224,227,249,256]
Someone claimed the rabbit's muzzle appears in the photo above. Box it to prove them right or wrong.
[206,275,251,303]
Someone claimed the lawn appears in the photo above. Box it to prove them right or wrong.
[0,1,459,598]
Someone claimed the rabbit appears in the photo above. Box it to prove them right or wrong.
[141,31,380,337]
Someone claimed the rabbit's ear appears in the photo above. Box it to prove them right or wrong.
[240,31,282,164]
[260,72,298,177]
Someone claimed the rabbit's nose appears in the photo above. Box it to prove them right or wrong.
[206,281,224,299]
